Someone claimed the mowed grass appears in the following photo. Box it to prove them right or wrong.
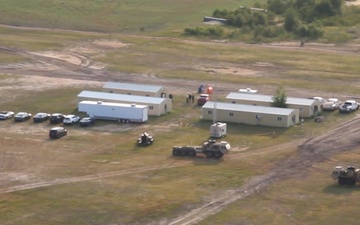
[0,25,360,95]
[0,0,265,34]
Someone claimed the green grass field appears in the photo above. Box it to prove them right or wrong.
[0,0,265,34]
[1,1,360,224]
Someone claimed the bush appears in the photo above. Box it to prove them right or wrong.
[183,26,224,38]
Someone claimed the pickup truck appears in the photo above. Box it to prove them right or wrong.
[339,100,359,113]
[322,98,341,111]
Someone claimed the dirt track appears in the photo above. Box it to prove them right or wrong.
[1,26,360,224]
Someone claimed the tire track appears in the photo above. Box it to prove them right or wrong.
[163,117,360,225]
[0,162,190,194]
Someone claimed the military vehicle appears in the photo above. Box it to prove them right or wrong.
[137,132,154,146]
[331,166,360,185]
[172,140,230,159]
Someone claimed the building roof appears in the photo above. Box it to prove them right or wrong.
[78,91,166,104]
[203,101,297,116]
[79,100,147,109]
[226,92,316,106]
[103,82,163,93]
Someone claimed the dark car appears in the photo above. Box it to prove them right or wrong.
[79,117,95,127]
[33,112,50,122]
[50,113,64,124]
[14,112,32,122]
[49,127,67,139]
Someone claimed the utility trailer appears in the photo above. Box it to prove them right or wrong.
[78,100,148,122]
[210,122,227,138]
[172,140,230,159]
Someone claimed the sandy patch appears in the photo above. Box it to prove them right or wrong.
[199,65,259,76]
[93,40,131,48]
[346,0,360,5]
[0,75,103,92]
[30,51,85,65]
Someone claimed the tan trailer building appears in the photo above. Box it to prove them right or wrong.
[225,92,321,118]
[202,101,300,128]
[77,91,171,116]
[103,82,169,98]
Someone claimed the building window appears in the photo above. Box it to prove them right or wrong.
[229,112,234,117]
[256,115,261,120]
[277,117,282,121]
[299,107,303,111]
[231,101,236,104]
[253,103,257,106]
[208,110,213,115]
[127,93,131,95]
[146,94,150,97]
[149,106,154,110]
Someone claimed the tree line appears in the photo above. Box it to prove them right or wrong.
[184,0,346,41]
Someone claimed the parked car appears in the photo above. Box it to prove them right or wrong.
[339,100,359,113]
[79,117,95,127]
[310,96,326,104]
[50,113,64,124]
[14,112,32,122]
[322,98,341,111]
[197,94,210,106]
[63,114,80,124]
[33,112,50,122]
[49,127,67,139]
[0,111,15,120]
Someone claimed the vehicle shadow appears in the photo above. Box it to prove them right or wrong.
[323,184,360,195]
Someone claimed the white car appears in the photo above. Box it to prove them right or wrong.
[311,96,326,104]
[322,98,341,111]
[63,114,80,124]
[0,111,15,120]
[339,100,359,113]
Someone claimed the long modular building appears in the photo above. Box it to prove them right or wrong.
[77,90,171,116]
[225,92,321,118]
[78,100,148,122]
[202,101,299,128]
[103,82,169,98]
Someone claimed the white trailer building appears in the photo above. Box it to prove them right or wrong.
[225,92,321,118]
[202,101,299,128]
[78,100,148,122]
[77,90,171,116]
[103,82,169,98]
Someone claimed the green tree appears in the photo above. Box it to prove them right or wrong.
[284,8,300,32]
[272,85,288,108]
[268,0,288,15]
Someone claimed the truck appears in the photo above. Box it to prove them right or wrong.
[322,98,341,111]
[331,166,360,185]
[172,140,231,159]
[338,100,359,113]
[78,100,148,122]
